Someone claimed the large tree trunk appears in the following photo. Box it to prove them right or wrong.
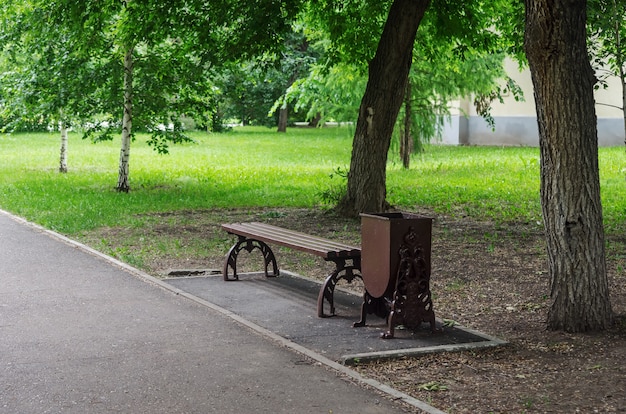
[59,111,68,174]
[525,0,613,331]
[116,46,133,193]
[336,0,430,216]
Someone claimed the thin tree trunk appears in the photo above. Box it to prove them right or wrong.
[400,80,412,169]
[278,72,299,133]
[59,111,68,174]
[116,46,134,193]
[336,0,430,216]
[277,107,288,133]
[309,112,322,127]
[525,0,613,331]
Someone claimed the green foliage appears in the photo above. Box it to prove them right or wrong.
[418,381,448,392]
[588,0,626,79]
[288,0,524,154]
[401,1,525,149]
[0,0,305,150]
[216,62,287,127]
[275,63,366,124]
[588,0,626,133]
[301,0,392,66]
[218,28,319,127]
[318,166,349,205]
[0,0,101,133]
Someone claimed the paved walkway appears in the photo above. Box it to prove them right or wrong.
[165,272,503,365]
[0,210,444,414]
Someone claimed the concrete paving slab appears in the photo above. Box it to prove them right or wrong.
[164,271,506,364]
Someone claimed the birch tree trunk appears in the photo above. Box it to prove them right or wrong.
[336,0,430,216]
[116,46,134,193]
[525,0,613,331]
[59,112,68,174]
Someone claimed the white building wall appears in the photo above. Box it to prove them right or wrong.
[441,58,625,147]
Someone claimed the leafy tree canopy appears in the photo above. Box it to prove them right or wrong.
[280,0,523,146]
[1,0,304,147]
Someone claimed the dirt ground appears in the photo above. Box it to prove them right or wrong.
[78,208,626,413]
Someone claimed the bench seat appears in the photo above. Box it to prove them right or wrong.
[222,222,360,260]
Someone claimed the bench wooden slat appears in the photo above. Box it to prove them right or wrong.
[238,222,359,252]
[222,222,360,257]
[224,224,333,257]
[222,222,360,260]
[223,222,352,251]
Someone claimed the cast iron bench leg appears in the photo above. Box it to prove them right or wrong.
[317,258,361,317]
[353,291,390,327]
[223,236,279,281]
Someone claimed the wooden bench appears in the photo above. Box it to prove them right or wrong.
[222,222,362,317]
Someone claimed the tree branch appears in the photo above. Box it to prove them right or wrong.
[595,102,623,110]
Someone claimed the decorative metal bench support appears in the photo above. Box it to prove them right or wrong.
[223,236,279,281]
[317,256,361,317]
[353,293,390,328]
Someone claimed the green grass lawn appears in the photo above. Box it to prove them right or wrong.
[1,126,624,235]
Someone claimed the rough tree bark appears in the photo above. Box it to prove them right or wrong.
[116,46,134,193]
[336,0,430,216]
[400,79,413,169]
[525,0,613,331]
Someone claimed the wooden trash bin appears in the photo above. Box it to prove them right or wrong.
[356,212,436,338]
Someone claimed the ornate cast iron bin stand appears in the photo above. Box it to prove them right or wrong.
[355,212,436,338]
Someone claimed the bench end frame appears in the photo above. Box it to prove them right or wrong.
[317,257,362,318]
[223,235,279,281]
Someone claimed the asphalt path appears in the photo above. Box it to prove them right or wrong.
[0,209,439,414]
